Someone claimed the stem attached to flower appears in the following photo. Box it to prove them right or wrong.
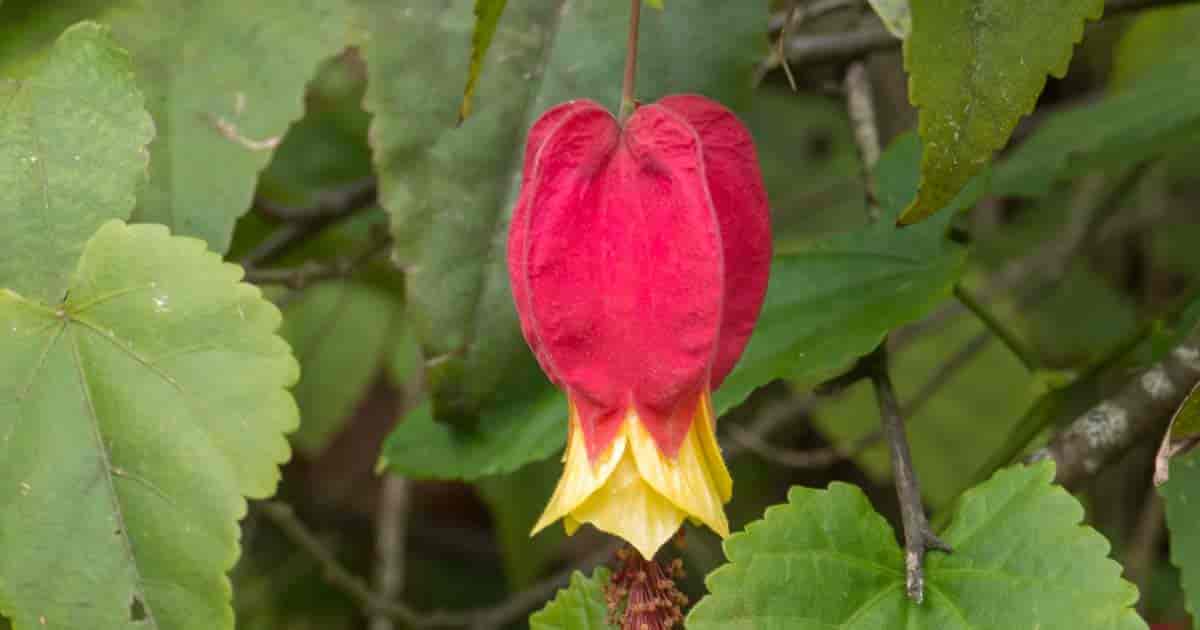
[618,0,642,122]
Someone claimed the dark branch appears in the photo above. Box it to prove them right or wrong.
[953,284,1038,371]
[866,346,952,603]
[242,177,379,268]
[242,225,392,290]
[842,61,948,603]
[260,501,617,629]
[776,0,1197,68]
[1028,329,1200,489]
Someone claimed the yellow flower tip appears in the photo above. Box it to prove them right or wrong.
[531,394,733,558]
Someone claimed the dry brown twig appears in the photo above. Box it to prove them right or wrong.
[259,501,619,629]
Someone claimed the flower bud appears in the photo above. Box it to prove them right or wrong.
[508,95,770,558]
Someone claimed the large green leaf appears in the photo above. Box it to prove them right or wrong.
[369,0,764,474]
[0,1,360,253]
[713,133,969,414]
[992,54,1200,198]
[114,0,358,251]
[1161,451,1200,623]
[899,0,1102,224]
[0,221,298,630]
[281,282,399,453]
[527,569,612,630]
[688,461,1145,629]
[0,22,153,304]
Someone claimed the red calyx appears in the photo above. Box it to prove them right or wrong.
[508,95,770,461]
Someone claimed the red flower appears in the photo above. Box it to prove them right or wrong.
[508,95,770,558]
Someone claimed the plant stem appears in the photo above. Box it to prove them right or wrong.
[953,283,1039,371]
[842,62,948,603]
[618,0,642,122]
[866,346,952,603]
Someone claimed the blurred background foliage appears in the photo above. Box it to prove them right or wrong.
[1,0,1199,627]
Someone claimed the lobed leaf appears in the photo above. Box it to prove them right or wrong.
[688,461,1145,629]
[0,0,362,253]
[0,221,298,630]
[527,569,612,630]
[0,22,153,304]
[900,0,1102,224]
[992,27,1200,198]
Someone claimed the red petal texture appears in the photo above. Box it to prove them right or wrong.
[508,96,770,461]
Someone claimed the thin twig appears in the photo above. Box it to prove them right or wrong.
[1124,486,1166,617]
[370,476,411,630]
[776,0,1198,68]
[842,61,949,603]
[260,501,617,628]
[767,0,867,32]
[1028,329,1200,488]
[725,424,845,468]
[844,62,881,218]
[242,178,379,268]
[618,0,641,121]
[866,346,952,603]
[242,226,392,290]
[953,284,1039,371]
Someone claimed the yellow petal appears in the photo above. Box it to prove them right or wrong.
[531,403,627,535]
[567,446,688,559]
[627,394,731,539]
[531,394,734,558]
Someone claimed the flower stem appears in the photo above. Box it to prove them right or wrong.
[618,0,642,122]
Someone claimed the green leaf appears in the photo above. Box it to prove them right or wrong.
[714,133,968,414]
[367,0,763,468]
[527,569,612,630]
[281,282,399,453]
[379,392,566,480]
[812,293,1038,507]
[992,55,1200,198]
[867,0,911,38]
[1110,4,1200,92]
[1161,451,1200,623]
[899,0,1102,224]
[0,221,298,630]
[0,22,153,304]
[458,0,508,124]
[1154,383,1200,485]
[0,1,362,252]
[117,0,359,251]
[688,461,1145,629]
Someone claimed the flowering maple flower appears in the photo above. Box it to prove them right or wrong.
[507,94,771,559]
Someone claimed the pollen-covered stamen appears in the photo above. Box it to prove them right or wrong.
[606,548,689,630]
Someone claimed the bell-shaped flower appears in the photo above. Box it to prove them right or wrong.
[507,94,771,559]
